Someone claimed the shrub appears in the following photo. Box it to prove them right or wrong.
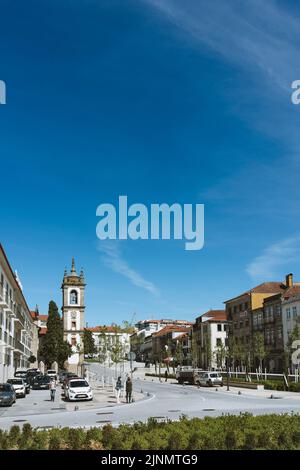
[8,425,21,447]
[225,431,238,450]
[49,435,61,450]
[244,431,257,450]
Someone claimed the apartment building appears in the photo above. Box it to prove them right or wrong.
[0,244,38,382]
[282,294,300,360]
[193,310,227,369]
[130,319,193,361]
[225,274,300,372]
[87,325,131,361]
[152,324,192,363]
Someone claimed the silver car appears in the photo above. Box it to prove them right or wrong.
[196,372,223,387]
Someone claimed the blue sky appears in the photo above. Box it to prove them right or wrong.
[1,0,300,325]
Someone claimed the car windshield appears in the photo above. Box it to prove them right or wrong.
[8,379,23,385]
[209,373,220,378]
[37,376,51,382]
[47,370,56,374]
[69,380,89,388]
[0,384,12,392]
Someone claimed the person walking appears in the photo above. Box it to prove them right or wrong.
[115,376,122,404]
[165,370,168,382]
[50,379,56,402]
[126,377,133,403]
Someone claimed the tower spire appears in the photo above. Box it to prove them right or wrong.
[71,257,77,275]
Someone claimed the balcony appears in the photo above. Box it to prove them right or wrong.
[4,335,15,349]
[14,309,25,327]
[4,300,16,318]
[14,340,25,354]
[0,286,7,306]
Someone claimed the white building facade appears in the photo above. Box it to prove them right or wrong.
[282,294,300,350]
[89,327,131,362]
[0,244,38,382]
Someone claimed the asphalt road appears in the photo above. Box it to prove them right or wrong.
[1,370,300,430]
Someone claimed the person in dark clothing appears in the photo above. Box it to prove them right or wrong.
[126,377,133,403]
[165,370,168,382]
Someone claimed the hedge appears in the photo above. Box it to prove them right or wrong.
[1,414,300,450]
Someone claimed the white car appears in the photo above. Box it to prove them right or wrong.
[196,372,223,387]
[7,378,26,398]
[65,378,93,401]
[46,369,57,380]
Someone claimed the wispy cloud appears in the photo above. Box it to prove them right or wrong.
[143,0,300,91]
[246,235,300,281]
[97,241,160,296]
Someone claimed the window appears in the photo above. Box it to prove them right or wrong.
[70,290,78,305]
[293,306,297,318]
[216,338,222,347]
[244,302,249,310]
[286,308,291,320]
[71,321,76,330]
[71,337,77,346]
[239,304,243,312]
[217,324,222,332]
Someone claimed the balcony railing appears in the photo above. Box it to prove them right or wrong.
[14,340,25,354]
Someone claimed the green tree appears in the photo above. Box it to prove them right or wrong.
[39,301,71,369]
[252,332,266,372]
[213,342,227,369]
[28,355,36,364]
[83,328,96,356]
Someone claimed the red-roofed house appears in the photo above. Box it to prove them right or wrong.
[193,310,228,369]
[152,325,192,363]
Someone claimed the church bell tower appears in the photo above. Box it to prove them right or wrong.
[61,258,85,373]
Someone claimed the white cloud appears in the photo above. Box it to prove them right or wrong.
[246,235,300,281]
[143,0,300,91]
[97,241,160,296]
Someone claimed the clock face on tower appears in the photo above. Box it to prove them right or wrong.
[71,311,77,319]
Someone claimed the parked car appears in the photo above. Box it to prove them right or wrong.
[64,378,93,401]
[196,372,223,387]
[0,383,16,406]
[7,378,26,398]
[46,369,57,381]
[62,373,79,389]
[58,371,69,383]
[32,375,52,390]
[26,370,41,386]
[14,370,27,379]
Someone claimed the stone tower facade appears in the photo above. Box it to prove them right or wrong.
[61,258,85,373]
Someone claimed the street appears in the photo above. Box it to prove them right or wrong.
[1,363,300,431]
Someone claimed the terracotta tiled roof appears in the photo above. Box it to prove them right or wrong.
[137,319,193,325]
[225,282,287,303]
[87,326,123,333]
[152,325,190,338]
[282,285,300,300]
[201,310,227,322]
[30,311,48,321]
